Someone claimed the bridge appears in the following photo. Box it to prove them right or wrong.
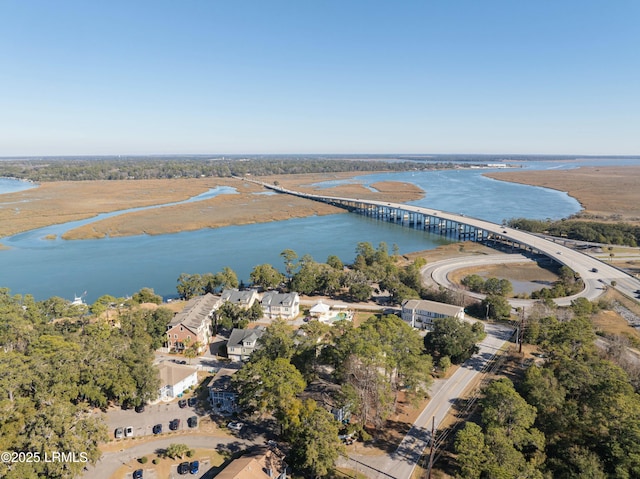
[246,179,640,303]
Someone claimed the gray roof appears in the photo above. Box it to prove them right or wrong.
[261,291,298,307]
[206,367,238,392]
[227,327,265,348]
[221,289,258,306]
[402,299,463,316]
[169,293,221,330]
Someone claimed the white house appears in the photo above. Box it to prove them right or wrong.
[261,291,300,320]
[157,363,198,401]
[309,301,353,324]
[401,299,465,330]
[221,289,260,309]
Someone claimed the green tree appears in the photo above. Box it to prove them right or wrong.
[280,249,298,280]
[287,399,345,477]
[454,422,488,479]
[253,319,296,361]
[482,294,512,320]
[131,287,162,304]
[165,443,192,459]
[176,273,204,299]
[326,254,344,270]
[250,263,285,289]
[424,317,485,364]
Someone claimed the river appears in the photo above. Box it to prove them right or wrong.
[0,158,636,303]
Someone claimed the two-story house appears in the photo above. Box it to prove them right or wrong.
[226,327,265,362]
[166,293,222,354]
[220,288,260,309]
[401,299,465,330]
[261,291,300,320]
[207,367,238,414]
[157,363,198,401]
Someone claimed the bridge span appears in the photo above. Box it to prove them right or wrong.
[246,178,640,302]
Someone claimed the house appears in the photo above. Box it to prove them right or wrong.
[215,446,287,479]
[308,301,353,324]
[166,293,222,354]
[401,299,465,330]
[207,368,238,414]
[226,327,266,362]
[299,379,351,423]
[261,291,300,320]
[157,363,198,401]
[221,289,260,309]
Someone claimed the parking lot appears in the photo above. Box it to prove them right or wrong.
[105,398,206,440]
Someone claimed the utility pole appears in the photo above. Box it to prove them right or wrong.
[519,307,525,353]
[427,416,435,479]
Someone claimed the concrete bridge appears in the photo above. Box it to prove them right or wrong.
[247,178,640,302]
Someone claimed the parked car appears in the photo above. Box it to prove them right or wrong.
[133,469,143,479]
[190,461,199,474]
[169,418,181,431]
[114,427,124,439]
[152,424,162,435]
[125,426,134,438]
[177,461,190,474]
[187,397,197,407]
[178,399,187,408]
[227,421,244,431]
[135,404,145,413]
[187,416,198,428]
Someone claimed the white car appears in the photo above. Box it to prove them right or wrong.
[125,426,134,438]
[227,421,244,431]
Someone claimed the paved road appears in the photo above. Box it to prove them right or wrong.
[338,322,515,479]
[422,253,609,308]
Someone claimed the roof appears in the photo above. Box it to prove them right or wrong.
[299,379,341,410]
[227,327,266,348]
[158,363,197,387]
[261,291,299,307]
[206,367,237,392]
[221,289,259,306]
[215,446,286,479]
[169,293,221,329]
[402,299,463,316]
[310,301,330,314]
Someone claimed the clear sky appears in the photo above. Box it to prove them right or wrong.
[1,0,638,156]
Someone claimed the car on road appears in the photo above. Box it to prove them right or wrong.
[190,461,199,474]
[133,469,143,479]
[187,397,197,407]
[125,426,134,438]
[169,418,181,431]
[152,424,162,435]
[187,416,198,428]
[591,267,598,272]
[178,399,187,408]
[227,421,244,431]
[177,461,190,474]
[114,427,124,439]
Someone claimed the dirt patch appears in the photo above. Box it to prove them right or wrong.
[485,166,640,223]
[405,242,498,263]
[448,262,559,290]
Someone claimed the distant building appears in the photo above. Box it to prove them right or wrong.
[401,299,465,330]
[261,291,300,320]
[207,367,238,414]
[166,293,221,354]
[226,327,266,362]
[308,301,352,324]
[157,363,198,401]
[299,379,351,423]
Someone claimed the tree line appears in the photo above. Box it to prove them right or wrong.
[508,217,640,247]
[0,157,470,182]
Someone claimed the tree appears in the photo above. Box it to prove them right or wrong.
[165,443,192,459]
[454,422,488,479]
[253,319,296,361]
[482,294,512,320]
[176,273,204,299]
[287,399,345,477]
[250,263,285,289]
[216,266,239,290]
[232,357,306,418]
[326,254,343,270]
[280,249,298,280]
[131,287,162,304]
[424,317,485,364]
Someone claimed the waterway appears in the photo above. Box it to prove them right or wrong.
[0,158,637,303]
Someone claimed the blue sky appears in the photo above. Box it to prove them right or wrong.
[0,1,638,156]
